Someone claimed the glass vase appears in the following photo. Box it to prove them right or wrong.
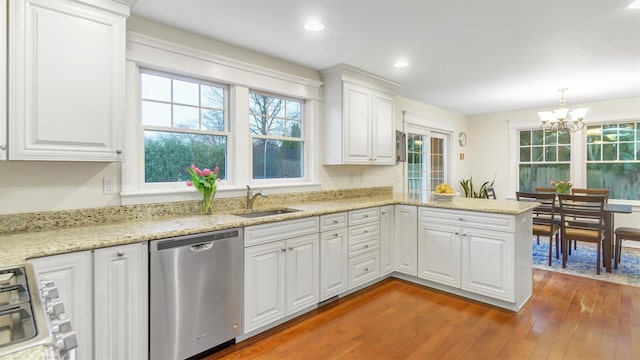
[201,192,215,215]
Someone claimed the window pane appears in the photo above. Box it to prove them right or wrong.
[286,121,302,138]
[532,147,543,161]
[619,123,635,142]
[201,85,224,109]
[586,125,601,143]
[557,131,570,145]
[532,130,544,145]
[173,79,199,106]
[173,105,199,130]
[286,101,301,120]
[520,147,530,162]
[545,132,557,146]
[587,163,640,200]
[142,101,171,127]
[558,145,570,161]
[619,143,634,160]
[249,94,268,114]
[252,139,303,179]
[603,144,617,161]
[587,144,601,161]
[202,109,225,131]
[519,164,570,192]
[144,130,226,183]
[603,124,617,142]
[519,131,531,146]
[141,74,171,101]
[268,98,285,118]
[544,146,557,162]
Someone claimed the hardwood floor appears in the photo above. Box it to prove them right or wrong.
[206,270,640,359]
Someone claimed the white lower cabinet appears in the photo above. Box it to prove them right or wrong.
[418,208,516,302]
[244,219,320,334]
[320,226,348,301]
[94,243,148,359]
[29,242,148,360]
[348,251,380,288]
[30,251,93,360]
[394,205,417,276]
[379,205,394,276]
[347,207,381,289]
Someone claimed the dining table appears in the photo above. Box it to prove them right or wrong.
[603,203,633,272]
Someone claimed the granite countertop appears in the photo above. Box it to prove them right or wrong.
[0,194,538,267]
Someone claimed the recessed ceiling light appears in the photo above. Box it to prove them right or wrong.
[394,59,410,68]
[304,20,325,32]
[629,0,640,9]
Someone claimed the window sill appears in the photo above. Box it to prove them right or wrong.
[120,182,323,206]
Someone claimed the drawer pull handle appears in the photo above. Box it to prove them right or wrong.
[364,245,369,248]
[459,218,464,221]
[364,267,369,272]
[364,215,369,218]
[288,247,294,251]
[334,233,339,237]
[117,251,124,257]
[364,230,368,233]
[281,248,287,252]
[333,220,339,224]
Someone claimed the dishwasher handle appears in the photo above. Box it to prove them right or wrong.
[190,242,213,252]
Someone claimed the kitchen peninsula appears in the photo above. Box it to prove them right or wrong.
[0,188,537,359]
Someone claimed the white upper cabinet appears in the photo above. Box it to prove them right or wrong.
[320,64,400,165]
[0,0,6,160]
[8,0,131,161]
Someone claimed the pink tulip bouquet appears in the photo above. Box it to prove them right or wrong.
[186,164,220,214]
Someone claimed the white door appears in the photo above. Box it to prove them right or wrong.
[30,251,93,360]
[371,92,395,164]
[320,228,348,301]
[406,130,451,201]
[461,228,515,301]
[394,205,417,276]
[244,241,287,332]
[286,234,320,314]
[379,205,395,275]
[418,223,461,287]
[93,243,148,360]
[343,82,371,164]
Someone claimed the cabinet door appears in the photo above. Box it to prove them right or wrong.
[286,234,320,314]
[0,0,6,160]
[371,91,395,164]
[379,205,395,276]
[348,251,380,289]
[9,0,125,161]
[394,205,417,276]
[320,228,348,301]
[342,82,372,164]
[461,228,515,302]
[418,223,461,287]
[30,251,93,360]
[94,243,148,360]
[244,241,287,333]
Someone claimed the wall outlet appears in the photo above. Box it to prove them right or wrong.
[103,177,116,195]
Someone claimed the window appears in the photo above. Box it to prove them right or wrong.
[586,122,640,200]
[249,91,304,179]
[140,70,228,183]
[518,129,571,191]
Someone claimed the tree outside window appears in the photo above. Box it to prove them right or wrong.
[249,92,304,179]
[518,129,570,191]
[140,71,228,183]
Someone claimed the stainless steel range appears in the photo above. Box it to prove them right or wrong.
[0,264,77,358]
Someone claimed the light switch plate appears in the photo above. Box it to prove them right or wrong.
[103,177,116,194]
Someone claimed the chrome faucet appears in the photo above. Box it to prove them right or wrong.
[246,185,266,209]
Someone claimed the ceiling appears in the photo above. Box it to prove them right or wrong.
[130,0,640,116]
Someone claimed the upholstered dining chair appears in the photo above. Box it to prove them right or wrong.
[558,194,606,274]
[517,191,560,265]
[535,187,557,193]
[486,186,497,199]
[614,227,640,269]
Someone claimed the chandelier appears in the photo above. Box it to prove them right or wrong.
[538,88,588,133]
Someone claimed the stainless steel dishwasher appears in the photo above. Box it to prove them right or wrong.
[149,228,243,360]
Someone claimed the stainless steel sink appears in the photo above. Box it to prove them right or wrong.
[234,208,301,218]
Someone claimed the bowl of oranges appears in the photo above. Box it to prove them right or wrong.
[431,183,459,202]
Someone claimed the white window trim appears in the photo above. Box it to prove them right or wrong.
[507,106,640,206]
[121,32,322,205]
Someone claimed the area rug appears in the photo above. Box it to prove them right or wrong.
[532,239,640,287]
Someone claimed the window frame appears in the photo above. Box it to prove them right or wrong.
[508,112,640,204]
[122,32,322,205]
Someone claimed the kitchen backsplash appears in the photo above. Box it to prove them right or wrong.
[0,187,392,235]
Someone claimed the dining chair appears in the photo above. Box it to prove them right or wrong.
[614,227,640,269]
[571,188,609,202]
[486,186,497,199]
[558,194,606,274]
[516,191,560,265]
[535,187,557,193]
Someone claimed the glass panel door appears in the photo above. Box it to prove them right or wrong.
[407,131,449,201]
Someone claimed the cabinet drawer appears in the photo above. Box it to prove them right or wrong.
[244,217,320,247]
[348,222,380,242]
[348,235,379,257]
[320,212,348,232]
[419,208,514,232]
[348,251,380,289]
[348,207,379,226]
